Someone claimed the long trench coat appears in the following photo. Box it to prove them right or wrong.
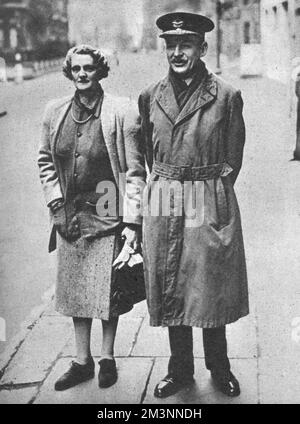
[138,67,249,328]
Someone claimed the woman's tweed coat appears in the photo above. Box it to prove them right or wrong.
[38,93,145,252]
[38,93,146,319]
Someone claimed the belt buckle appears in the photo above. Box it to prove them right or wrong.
[221,162,233,177]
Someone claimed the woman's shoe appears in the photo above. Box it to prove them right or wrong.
[98,358,118,388]
[54,357,95,391]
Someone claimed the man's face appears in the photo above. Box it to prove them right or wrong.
[71,54,99,92]
[165,35,207,77]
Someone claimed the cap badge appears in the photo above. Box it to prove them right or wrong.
[172,19,184,29]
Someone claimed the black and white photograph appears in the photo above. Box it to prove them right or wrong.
[0,0,300,409]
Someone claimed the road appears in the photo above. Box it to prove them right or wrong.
[1,50,300,403]
[0,73,69,354]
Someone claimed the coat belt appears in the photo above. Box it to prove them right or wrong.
[152,161,232,181]
[152,161,233,228]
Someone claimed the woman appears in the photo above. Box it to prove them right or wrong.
[38,45,145,391]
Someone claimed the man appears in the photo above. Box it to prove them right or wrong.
[139,12,249,398]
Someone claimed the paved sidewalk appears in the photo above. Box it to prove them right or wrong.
[0,296,257,404]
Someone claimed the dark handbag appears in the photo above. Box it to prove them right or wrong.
[110,226,146,315]
[111,260,146,315]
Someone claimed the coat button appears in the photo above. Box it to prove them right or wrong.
[77,132,82,137]
[75,152,80,158]
[74,173,78,178]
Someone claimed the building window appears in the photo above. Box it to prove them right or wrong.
[273,5,278,30]
[244,21,250,44]
[9,28,17,49]
[254,22,260,43]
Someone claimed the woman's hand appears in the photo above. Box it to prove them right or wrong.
[121,225,141,252]
[51,203,68,238]
[51,201,80,241]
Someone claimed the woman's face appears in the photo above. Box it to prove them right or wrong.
[71,54,99,92]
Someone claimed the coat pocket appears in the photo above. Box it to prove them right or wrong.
[215,177,230,230]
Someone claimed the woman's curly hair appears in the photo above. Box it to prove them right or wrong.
[62,44,110,81]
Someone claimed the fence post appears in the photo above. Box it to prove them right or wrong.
[14,52,23,84]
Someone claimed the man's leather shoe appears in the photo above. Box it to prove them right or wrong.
[154,374,194,398]
[54,358,95,391]
[211,370,240,397]
[98,358,118,388]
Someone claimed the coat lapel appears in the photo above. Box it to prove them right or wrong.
[100,93,116,143]
[50,97,72,151]
[155,77,180,124]
[175,72,217,127]
[100,94,123,190]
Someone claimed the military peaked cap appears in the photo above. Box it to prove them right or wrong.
[156,11,214,38]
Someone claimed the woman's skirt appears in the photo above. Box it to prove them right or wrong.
[55,232,145,320]
[55,233,121,320]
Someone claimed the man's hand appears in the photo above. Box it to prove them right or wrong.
[113,225,143,270]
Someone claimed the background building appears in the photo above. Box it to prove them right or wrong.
[0,0,69,63]
[261,0,300,83]
[68,0,143,51]
[0,0,32,58]
[219,0,260,60]
[1,0,299,83]
[240,0,261,45]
